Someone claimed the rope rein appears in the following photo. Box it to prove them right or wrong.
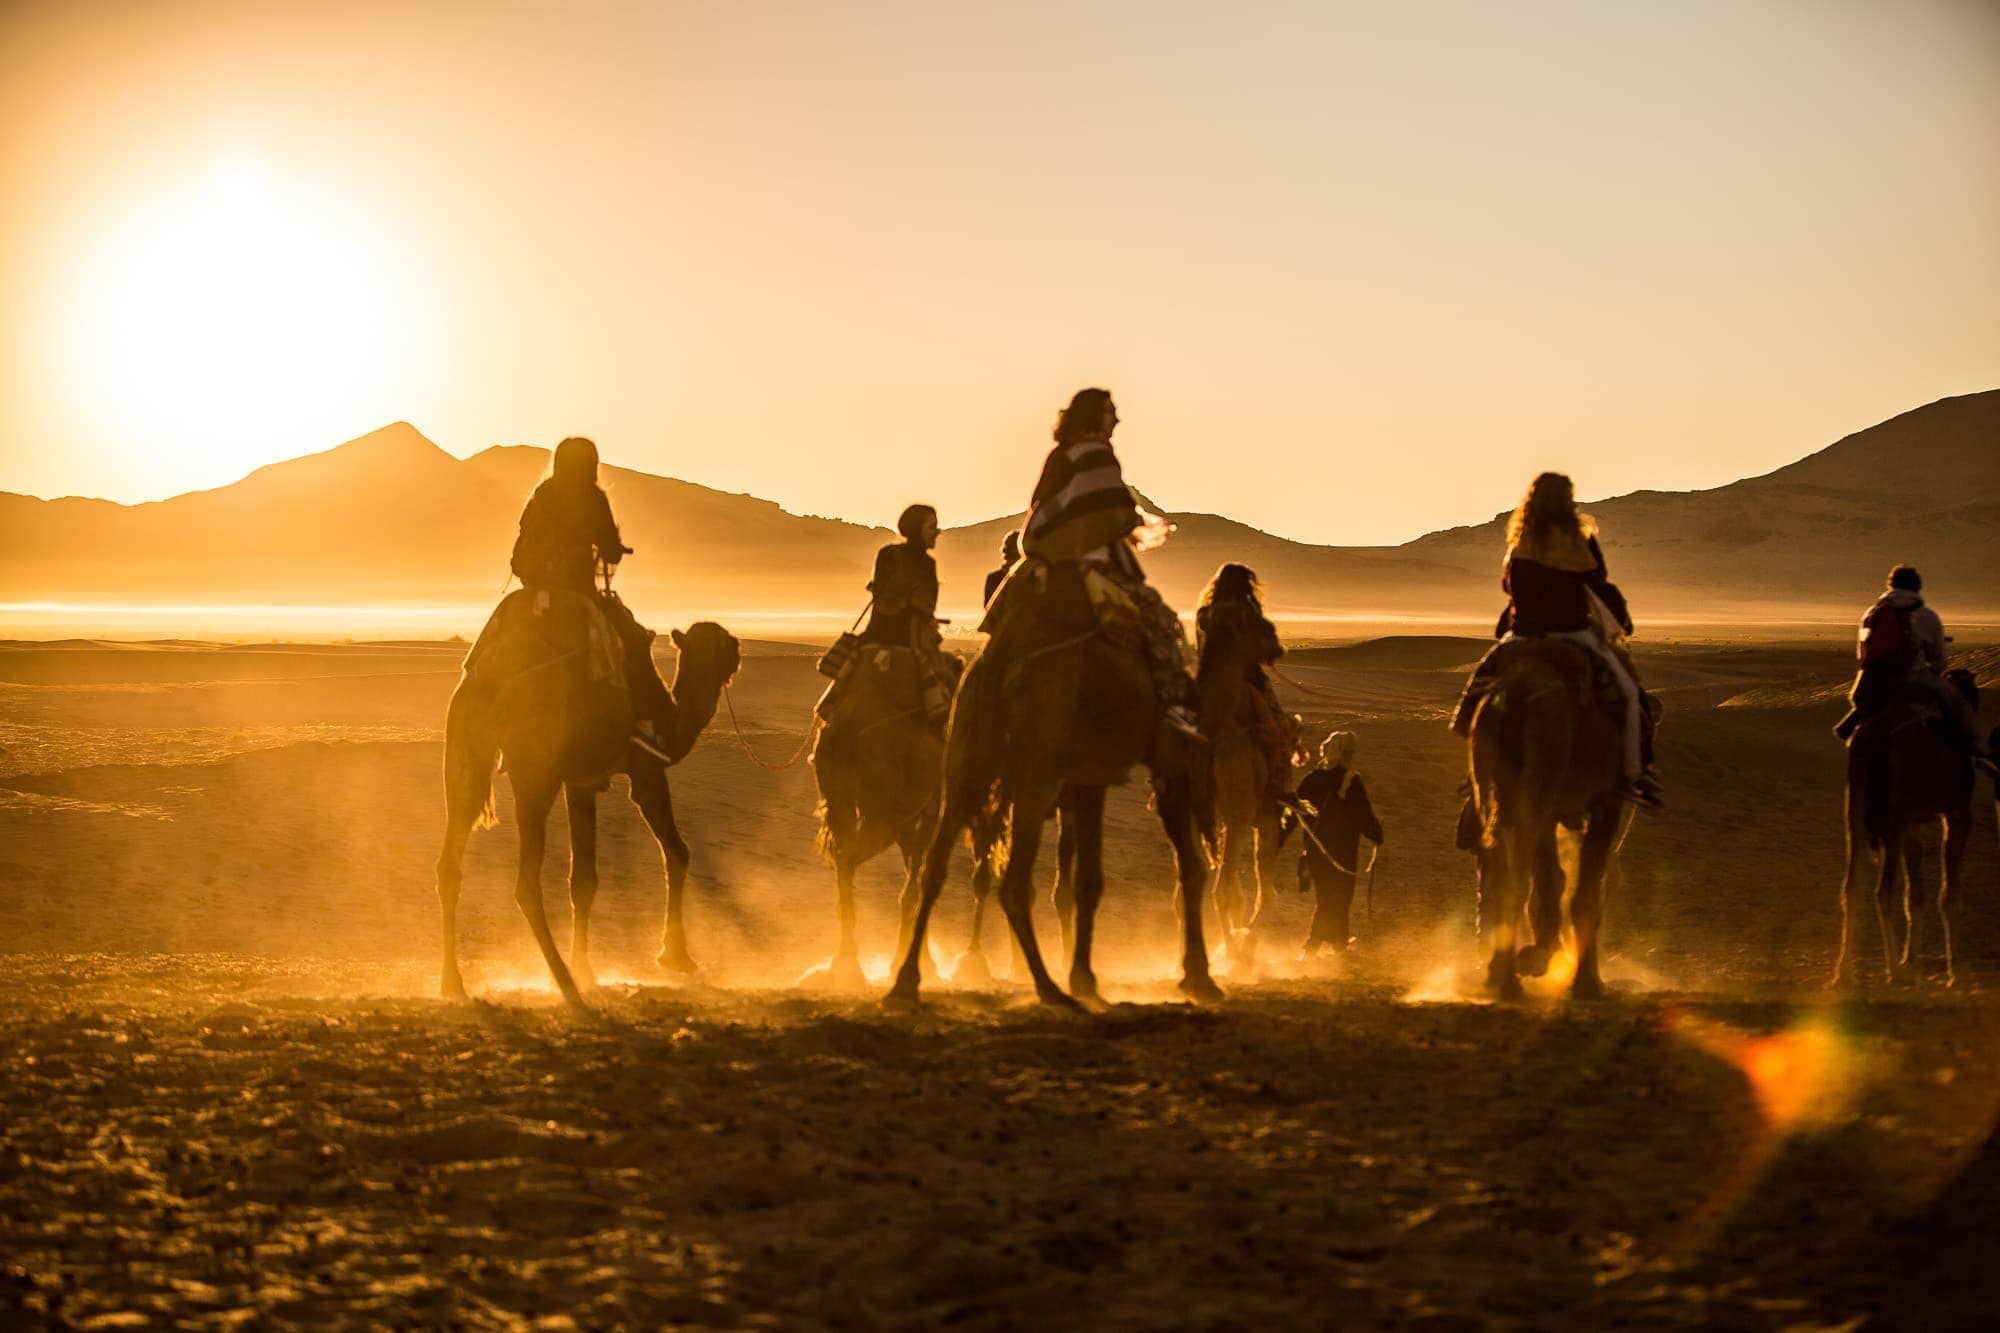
[721,685,819,771]
[1271,664,1341,699]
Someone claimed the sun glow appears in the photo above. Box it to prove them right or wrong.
[60,154,418,494]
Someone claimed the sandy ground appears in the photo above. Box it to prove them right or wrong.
[3,632,2000,1327]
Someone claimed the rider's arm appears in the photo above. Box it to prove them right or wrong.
[1583,537,1634,634]
[589,489,626,565]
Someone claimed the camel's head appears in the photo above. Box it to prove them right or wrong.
[670,622,742,685]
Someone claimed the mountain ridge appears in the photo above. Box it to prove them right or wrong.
[2,391,1994,619]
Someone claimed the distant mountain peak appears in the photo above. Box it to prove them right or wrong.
[333,420,446,458]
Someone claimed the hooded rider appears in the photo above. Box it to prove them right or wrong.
[1836,565,1996,773]
[509,436,674,753]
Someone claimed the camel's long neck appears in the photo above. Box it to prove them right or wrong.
[663,655,727,764]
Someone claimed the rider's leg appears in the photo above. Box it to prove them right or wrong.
[1583,638,1643,782]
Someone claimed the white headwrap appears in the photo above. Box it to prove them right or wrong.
[1318,729,1353,763]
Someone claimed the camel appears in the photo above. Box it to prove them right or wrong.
[1195,607,1292,962]
[956,805,1053,984]
[435,592,740,1006]
[1468,638,1627,1000]
[808,645,948,988]
[887,563,1218,1009]
[1831,671,1983,988]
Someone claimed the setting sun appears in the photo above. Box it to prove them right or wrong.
[58,154,415,493]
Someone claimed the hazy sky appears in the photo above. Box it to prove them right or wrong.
[3,0,1996,544]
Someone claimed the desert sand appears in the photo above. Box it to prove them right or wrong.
[4,630,2000,1328]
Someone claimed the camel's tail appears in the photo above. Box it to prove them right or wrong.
[443,679,501,831]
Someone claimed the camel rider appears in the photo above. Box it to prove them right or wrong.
[509,436,674,753]
[983,529,1023,606]
[1835,566,1997,773]
[1294,731,1383,957]
[1454,471,1661,808]
[1022,388,1203,739]
[828,503,953,725]
[1196,562,1299,790]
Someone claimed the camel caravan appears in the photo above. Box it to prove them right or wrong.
[435,391,1997,1009]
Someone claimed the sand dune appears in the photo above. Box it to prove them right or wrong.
[4,631,2000,1326]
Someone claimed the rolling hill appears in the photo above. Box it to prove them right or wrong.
[1,391,1994,625]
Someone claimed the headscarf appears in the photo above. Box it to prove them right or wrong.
[1319,730,1360,797]
[1320,730,1357,768]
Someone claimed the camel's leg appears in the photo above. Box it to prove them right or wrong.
[512,773,585,1008]
[893,821,943,985]
[565,784,600,989]
[436,813,473,1000]
[1052,801,1078,973]
[1941,812,1969,987]
[1873,831,1910,985]
[1159,777,1222,1002]
[888,802,967,1004]
[1900,831,1929,983]
[1065,785,1108,1005]
[1568,810,1619,999]
[1831,807,1870,987]
[1215,823,1249,938]
[1483,825,1527,1002]
[629,765,698,976]
[994,782,1074,1009]
[959,827,998,980]
[1517,835,1564,977]
[1248,808,1283,933]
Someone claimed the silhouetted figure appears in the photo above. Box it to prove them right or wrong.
[510,436,673,752]
[823,503,951,726]
[983,528,1022,606]
[1834,566,1995,772]
[1294,731,1383,957]
[1196,562,1296,795]
[1022,388,1200,738]
[1453,472,1659,808]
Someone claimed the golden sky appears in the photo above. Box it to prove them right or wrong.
[2,0,1996,544]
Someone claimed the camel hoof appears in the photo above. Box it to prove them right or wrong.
[440,972,468,1002]
[797,954,870,992]
[1179,974,1225,1004]
[1068,973,1103,1008]
[1571,972,1606,1001]
[1485,969,1526,1002]
[657,943,701,977]
[1037,986,1086,1013]
[951,949,993,986]
[1515,945,1553,979]
[882,979,922,1011]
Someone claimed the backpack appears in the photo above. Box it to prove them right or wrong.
[1858,600,1917,673]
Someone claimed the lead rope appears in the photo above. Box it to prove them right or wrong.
[1271,664,1340,699]
[721,684,819,771]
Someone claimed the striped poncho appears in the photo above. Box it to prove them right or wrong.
[1021,437,1141,564]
